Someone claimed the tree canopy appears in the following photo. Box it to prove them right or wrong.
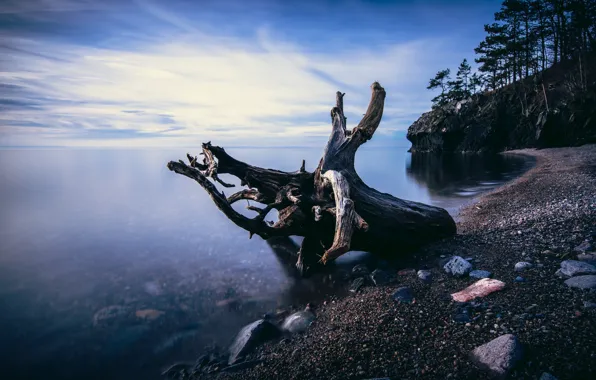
[427,0,596,108]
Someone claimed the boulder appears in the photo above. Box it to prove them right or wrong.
[443,256,473,277]
[228,319,281,365]
[470,334,523,378]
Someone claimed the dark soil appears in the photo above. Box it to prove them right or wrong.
[201,145,596,380]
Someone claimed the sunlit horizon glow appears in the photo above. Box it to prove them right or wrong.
[0,0,498,147]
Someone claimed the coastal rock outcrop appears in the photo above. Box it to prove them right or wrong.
[407,61,596,153]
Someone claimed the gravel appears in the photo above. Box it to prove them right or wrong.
[206,145,596,380]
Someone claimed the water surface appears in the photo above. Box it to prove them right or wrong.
[0,147,532,380]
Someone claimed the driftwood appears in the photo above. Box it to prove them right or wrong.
[167,82,456,275]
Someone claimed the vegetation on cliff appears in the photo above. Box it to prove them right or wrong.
[408,0,596,153]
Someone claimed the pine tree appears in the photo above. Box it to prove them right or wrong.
[469,73,484,94]
[427,69,452,107]
[456,58,473,97]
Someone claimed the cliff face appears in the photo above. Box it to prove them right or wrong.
[407,61,596,153]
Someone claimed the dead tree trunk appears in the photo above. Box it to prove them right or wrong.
[167,82,456,275]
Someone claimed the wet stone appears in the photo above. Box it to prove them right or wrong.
[574,241,593,253]
[281,310,315,334]
[539,372,558,380]
[349,277,365,293]
[514,262,533,271]
[558,260,596,278]
[443,256,473,277]
[392,287,413,303]
[352,264,370,277]
[564,275,596,290]
[469,270,492,279]
[417,269,432,283]
[228,319,282,365]
[370,269,390,286]
[577,253,596,265]
[515,276,525,282]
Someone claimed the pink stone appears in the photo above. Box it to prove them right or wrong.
[451,278,506,302]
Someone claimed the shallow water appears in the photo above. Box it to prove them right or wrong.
[0,146,532,380]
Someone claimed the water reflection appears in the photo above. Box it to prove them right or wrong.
[405,152,534,212]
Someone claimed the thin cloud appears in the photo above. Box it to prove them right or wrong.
[0,1,472,147]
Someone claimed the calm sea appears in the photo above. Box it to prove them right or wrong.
[0,145,532,380]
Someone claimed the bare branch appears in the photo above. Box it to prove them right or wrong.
[167,160,294,239]
[319,170,368,264]
[200,143,235,188]
[330,91,347,134]
[350,82,386,146]
[227,189,265,204]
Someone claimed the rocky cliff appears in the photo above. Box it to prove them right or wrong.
[407,60,596,153]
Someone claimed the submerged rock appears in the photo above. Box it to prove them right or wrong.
[92,305,130,326]
[228,319,281,365]
[154,327,200,354]
[564,275,596,290]
[557,260,596,278]
[470,334,523,378]
[135,309,165,320]
[281,308,315,334]
[451,278,506,302]
[469,270,492,279]
[443,256,473,277]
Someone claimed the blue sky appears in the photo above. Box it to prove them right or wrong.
[0,0,500,147]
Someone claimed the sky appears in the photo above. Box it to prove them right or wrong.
[0,0,501,147]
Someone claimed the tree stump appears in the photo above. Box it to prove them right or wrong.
[167,82,456,275]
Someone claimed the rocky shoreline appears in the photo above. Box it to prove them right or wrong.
[170,145,596,380]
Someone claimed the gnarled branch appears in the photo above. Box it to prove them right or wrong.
[319,170,368,264]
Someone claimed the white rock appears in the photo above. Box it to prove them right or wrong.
[443,256,473,277]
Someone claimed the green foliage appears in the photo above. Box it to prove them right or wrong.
[427,0,596,105]
[427,69,452,107]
